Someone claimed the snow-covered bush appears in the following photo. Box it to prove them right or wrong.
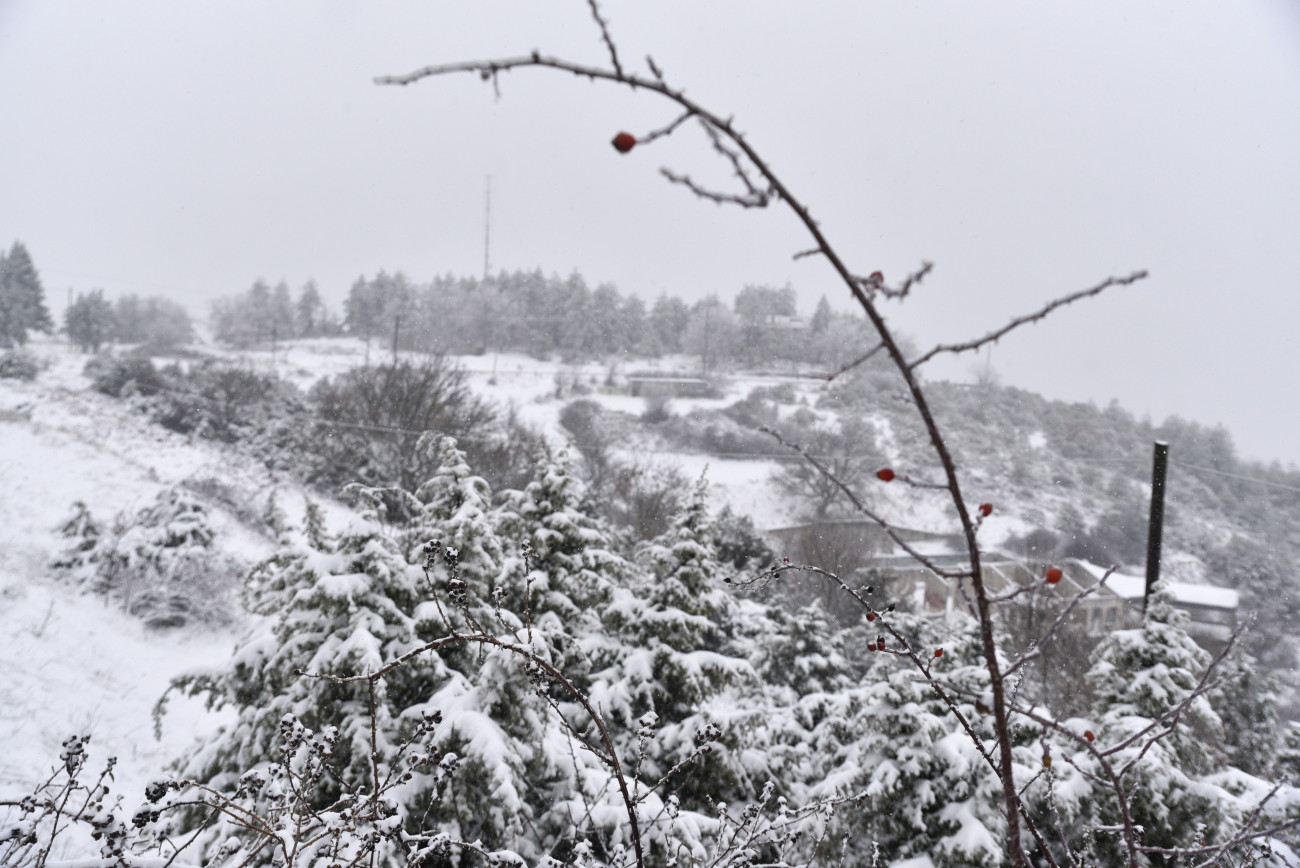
[0,349,40,380]
[52,487,242,628]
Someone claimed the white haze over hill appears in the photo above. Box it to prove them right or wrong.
[1,2,1299,464]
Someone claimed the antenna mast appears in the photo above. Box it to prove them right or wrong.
[483,175,492,279]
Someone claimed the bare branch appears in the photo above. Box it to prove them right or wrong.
[660,167,771,208]
[909,270,1149,369]
[698,117,763,197]
[585,0,624,78]
[639,109,694,145]
[823,341,885,381]
[1003,568,1116,677]
[876,260,934,300]
[760,426,968,579]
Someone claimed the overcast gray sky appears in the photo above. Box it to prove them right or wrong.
[2,1,1298,465]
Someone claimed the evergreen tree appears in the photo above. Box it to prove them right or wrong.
[295,279,326,337]
[1210,651,1281,778]
[0,241,53,346]
[1082,584,1231,860]
[761,612,1010,867]
[649,293,690,354]
[110,294,193,347]
[497,451,626,626]
[64,289,115,353]
[810,294,833,335]
[171,439,624,865]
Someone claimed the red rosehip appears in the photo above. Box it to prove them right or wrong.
[869,271,884,284]
[867,612,876,622]
[867,643,877,652]
[1046,567,1063,585]
[876,468,896,482]
[611,132,637,153]
[934,648,943,658]
[979,503,993,517]
[782,557,790,564]
[878,639,886,650]
[1084,730,1095,742]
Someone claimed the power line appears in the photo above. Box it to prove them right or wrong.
[1172,460,1300,494]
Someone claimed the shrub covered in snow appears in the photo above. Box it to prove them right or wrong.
[52,487,243,628]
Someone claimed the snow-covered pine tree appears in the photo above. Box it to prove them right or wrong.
[0,240,52,347]
[168,505,442,862]
[786,611,1010,867]
[1210,650,1282,778]
[609,477,763,812]
[1082,583,1230,860]
[401,436,576,860]
[164,438,679,866]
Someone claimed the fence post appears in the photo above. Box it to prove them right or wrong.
[1143,440,1170,613]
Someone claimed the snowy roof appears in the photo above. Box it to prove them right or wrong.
[1073,560,1239,609]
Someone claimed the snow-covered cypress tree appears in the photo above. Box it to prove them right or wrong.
[169,508,441,849]
[401,436,564,858]
[168,439,545,864]
[778,611,1010,867]
[600,477,762,813]
[1210,650,1281,778]
[498,450,625,620]
[0,240,52,347]
[1082,583,1230,860]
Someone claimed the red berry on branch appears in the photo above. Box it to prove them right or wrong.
[611,132,637,153]
[783,557,790,564]
[876,468,896,482]
[878,639,886,650]
[867,612,876,622]
[1046,567,1063,585]
[869,271,884,284]
[1084,730,1095,742]
[867,643,877,652]
[934,648,943,658]
[979,503,993,517]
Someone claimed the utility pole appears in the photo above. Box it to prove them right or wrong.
[392,315,401,363]
[1143,440,1170,613]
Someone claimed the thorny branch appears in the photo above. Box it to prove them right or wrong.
[822,341,885,382]
[908,270,1149,370]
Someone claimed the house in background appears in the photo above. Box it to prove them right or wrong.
[767,520,1238,653]
[626,376,712,398]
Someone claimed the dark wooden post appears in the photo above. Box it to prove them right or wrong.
[1143,440,1170,613]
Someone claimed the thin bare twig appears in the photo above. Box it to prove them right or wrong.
[585,0,623,78]
[659,167,770,208]
[1003,568,1116,677]
[909,271,1149,369]
[760,426,967,579]
[639,109,694,145]
[822,341,885,381]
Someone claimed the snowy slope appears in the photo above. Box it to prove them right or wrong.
[0,340,290,801]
